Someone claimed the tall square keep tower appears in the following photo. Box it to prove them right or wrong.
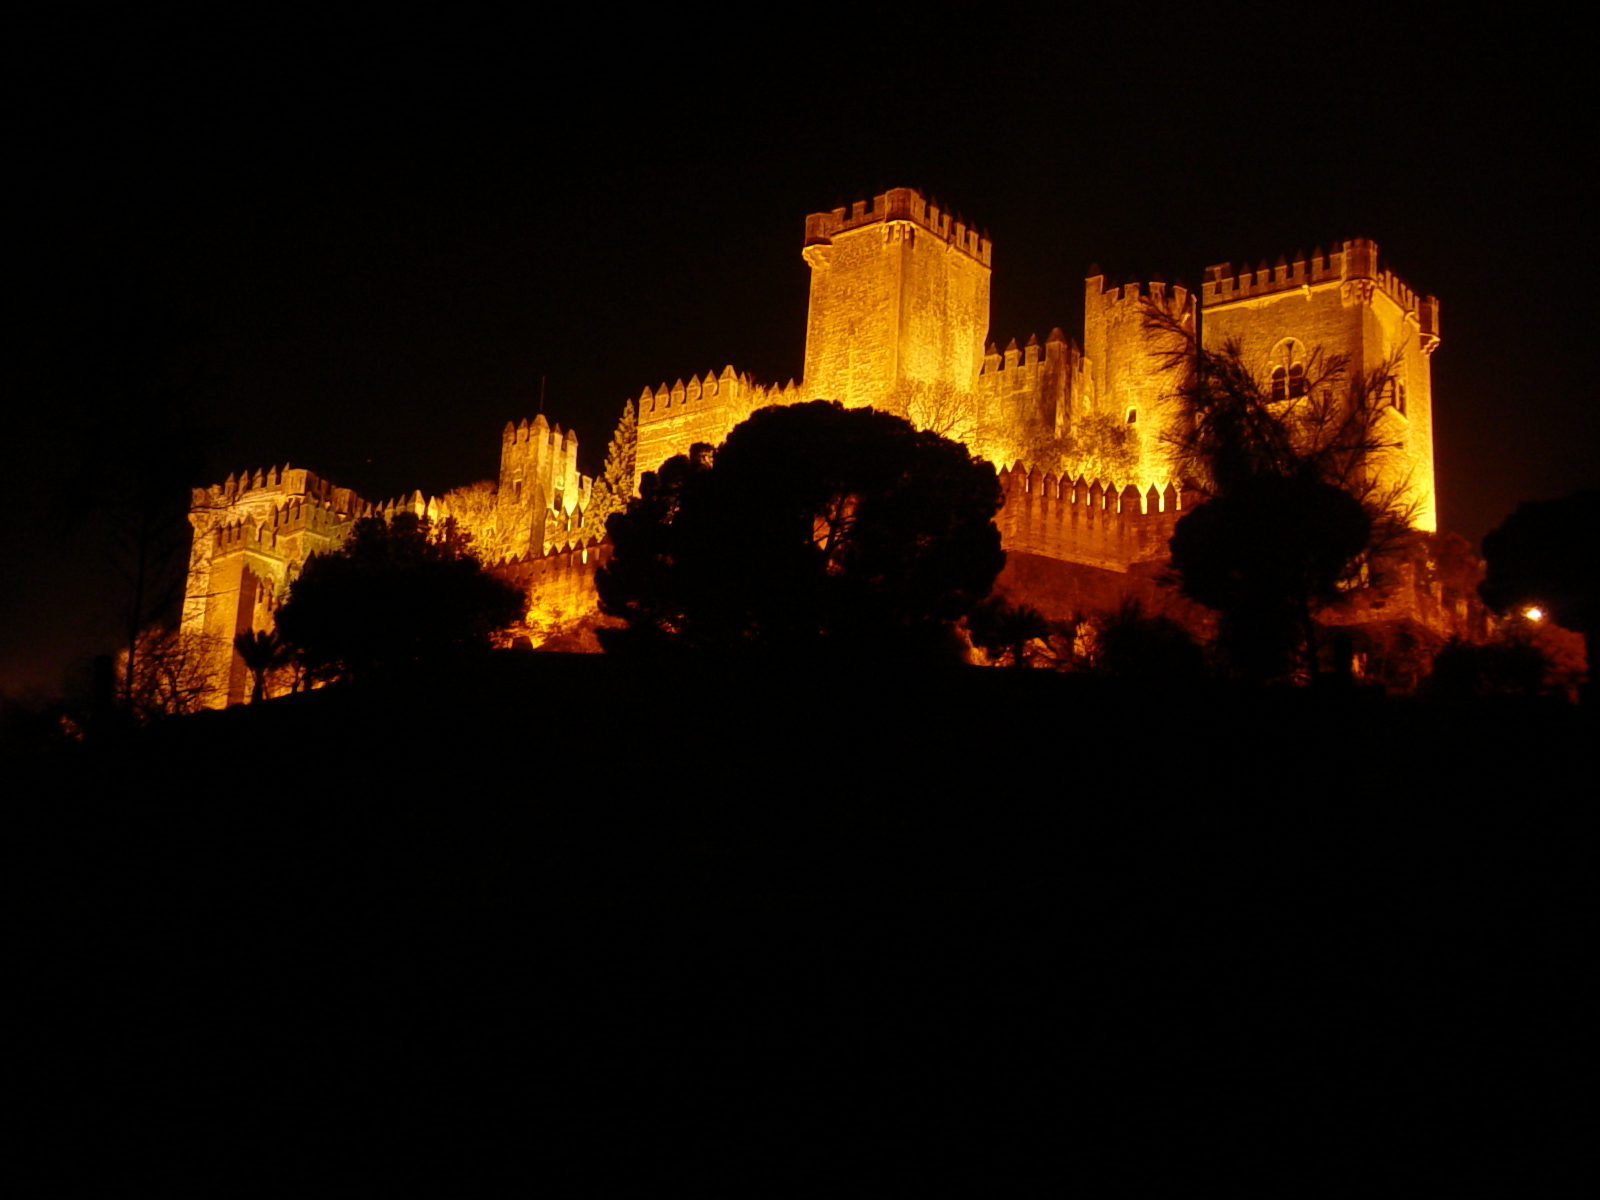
[801,188,992,409]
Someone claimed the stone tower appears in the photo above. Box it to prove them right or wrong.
[801,188,992,409]
[1200,239,1440,531]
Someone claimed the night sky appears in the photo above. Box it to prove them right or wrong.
[6,8,1593,692]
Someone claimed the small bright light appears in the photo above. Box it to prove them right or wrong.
[1525,606,1544,622]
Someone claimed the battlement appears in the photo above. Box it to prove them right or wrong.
[1087,276,1194,322]
[980,329,1074,378]
[193,465,366,518]
[803,187,992,267]
[496,533,612,620]
[997,462,1189,573]
[999,463,1185,516]
[1202,238,1440,337]
[637,367,738,418]
[501,413,579,452]
[219,493,352,546]
[360,490,430,521]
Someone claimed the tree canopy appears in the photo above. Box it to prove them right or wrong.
[274,513,525,682]
[1144,306,1408,681]
[1479,490,1598,702]
[596,401,1005,661]
[1169,473,1371,681]
[1479,491,1599,634]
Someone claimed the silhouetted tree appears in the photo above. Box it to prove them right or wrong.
[1479,490,1599,701]
[116,625,226,723]
[1091,598,1207,683]
[1169,473,1371,682]
[579,400,638,542]
[967,598,1053,668]
[597,402,1004,661]
[1145,305,1413,681]
[1427,634,1549,700]
[275,514,525,682]
[233,629,287,704]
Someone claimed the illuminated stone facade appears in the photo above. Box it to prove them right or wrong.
[182,186,1441,700]
[1199,245,1439,532]
[801,191,992,411]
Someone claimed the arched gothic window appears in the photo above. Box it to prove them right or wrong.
[1269,339,1308,401]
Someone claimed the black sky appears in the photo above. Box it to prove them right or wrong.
[6,7,1594,692]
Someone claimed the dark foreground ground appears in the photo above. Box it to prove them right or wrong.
[12,654,1590,1171]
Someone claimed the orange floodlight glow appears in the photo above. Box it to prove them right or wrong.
[1525,606,1544,622]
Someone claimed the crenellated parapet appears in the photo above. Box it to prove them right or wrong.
[1201,239,1440,348]
[183,464,373,706]
[803,186,991,267]
[975,328,1086,454]
[1088,276,1195,329]
[996,461,1188,574]
[193,464,366,519]
[633,366,803,487]
[499,413,587,512]
[494,535,612,644]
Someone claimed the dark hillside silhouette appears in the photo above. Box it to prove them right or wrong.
[13,653,1587,1157]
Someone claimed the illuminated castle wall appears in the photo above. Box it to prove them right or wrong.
[800,192,992,410]
[182,186,1440,701]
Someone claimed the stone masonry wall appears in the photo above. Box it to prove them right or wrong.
[801,187,991,410]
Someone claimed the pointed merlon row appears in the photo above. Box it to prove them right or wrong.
[1200,239,1440,331]
[1087,277,1196,317]
[979,329,1079,376]
[998,463,1187,517]
[502,414,580,449]
[636,370,802,415]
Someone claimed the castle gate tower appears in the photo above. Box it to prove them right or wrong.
[801,188,992,410]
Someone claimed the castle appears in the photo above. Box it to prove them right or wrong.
[182,187,1441,703]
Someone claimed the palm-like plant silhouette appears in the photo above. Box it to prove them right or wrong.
[233,629,288,704]
[968,598,1054,668]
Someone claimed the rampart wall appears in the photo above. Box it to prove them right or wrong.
[495,536,612,645]
[995,462,1187,574]
[634,368,802,483]
[974,329,1085,461]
